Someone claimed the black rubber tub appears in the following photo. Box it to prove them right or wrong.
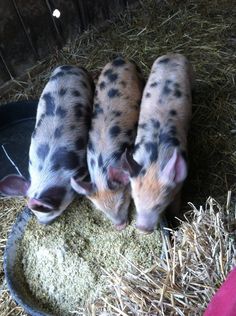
[3,208,54,316]
[1,100,54,315]
[0,100,37,179]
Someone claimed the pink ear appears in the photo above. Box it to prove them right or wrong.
[70,177,95,195]
[160,149,187,184]
[108,166,130,186]
[27,198,54,213]
[0,174,30,196]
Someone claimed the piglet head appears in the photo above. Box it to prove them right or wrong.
[71,167,131,230]
[0,174,73,224]
[27,186,74,225]
[121,148,187,233]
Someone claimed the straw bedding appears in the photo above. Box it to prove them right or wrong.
[0,0,236,314]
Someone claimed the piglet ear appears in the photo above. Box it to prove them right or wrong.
[70,177,95,195]
[108,166,130,188]
[121,149,142,178]
[160,149,187,185]
[0,174,30,197]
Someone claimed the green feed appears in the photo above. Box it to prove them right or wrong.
[20,198,162,315]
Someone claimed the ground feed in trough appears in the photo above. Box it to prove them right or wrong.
[19,199,161,315]
[0,0,236,314]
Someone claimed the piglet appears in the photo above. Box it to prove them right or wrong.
[71,57,144,230]
[0,65,94,224]
[121,53,193,233]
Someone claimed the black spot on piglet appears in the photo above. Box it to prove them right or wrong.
[108,89,120,98]
[145,142,158,162]
[159,132,180,147]
[88,140,95,153]
[108,72,118,82]
[54,126,63,138]
[162,80,172,96]
[170,110,177,116]
[98,154,103,167]
[43,93,55,115]
[90,158,95,169]
[56,106,67,118]
[59,88,67,96]
[74,103,83,118]
[37,143,50,161]
[76,137,85,150]
[158,58,170,64]
[60,65,73,71]
[112,110,122,117]
[104,69,113,76]
[151,119,160,129]
[51,147,79,171]
[112,58,126,67]
[150,82,158,87]
[109,125,121,138]
[72,90,81,97]
[50,71,64,81]
[174,89,182,98]
[99,81,106,90]
[81,81,88,89]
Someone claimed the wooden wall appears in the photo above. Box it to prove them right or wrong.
[0,0,136,87]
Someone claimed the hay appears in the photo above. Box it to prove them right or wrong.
[0,288,26,316]
[94,193,236,315]
[0,0,236,314]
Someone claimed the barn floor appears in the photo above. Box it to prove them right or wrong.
[0,0,236,314]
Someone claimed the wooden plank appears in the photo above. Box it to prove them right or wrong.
[0,48,12,86]
[0,0,138,87]
[13,0,63,57]
[0,0,35,78]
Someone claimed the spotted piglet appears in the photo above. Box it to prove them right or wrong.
[71,57,144,230]
[0,65,94,224]
[121,53,193,233]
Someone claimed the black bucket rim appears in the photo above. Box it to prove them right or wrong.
[3,207,54,316]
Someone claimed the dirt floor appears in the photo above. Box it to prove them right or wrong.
[0,0,236,314]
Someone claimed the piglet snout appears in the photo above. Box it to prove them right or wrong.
[136,212,159,234]
[114,221,128,231]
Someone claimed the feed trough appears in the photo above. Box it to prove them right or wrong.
[4,208,52,316]
[3,200,163,315]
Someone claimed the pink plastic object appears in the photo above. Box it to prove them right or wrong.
[204,267,236,316]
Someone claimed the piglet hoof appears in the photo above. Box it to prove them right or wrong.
[114,222,127,231]
[136,225,154,235]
